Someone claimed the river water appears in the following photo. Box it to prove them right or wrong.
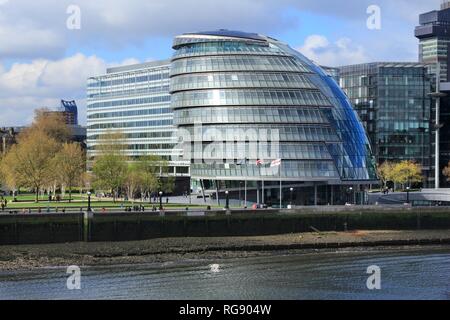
[0,246,449,300]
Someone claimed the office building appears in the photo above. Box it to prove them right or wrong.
[416,1,450,188]
[415,1,450,81]
[43,100,79,126]
[339,63,433,186]
[87,60,190,193]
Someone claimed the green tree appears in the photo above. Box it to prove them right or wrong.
[92,153,127,202]
[136,155,165,198]
[91,130,128,202]
[0,130,59,202]
[125,163,143,201]
[53,143,85,202]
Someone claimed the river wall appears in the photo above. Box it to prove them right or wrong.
[1,208,450,245]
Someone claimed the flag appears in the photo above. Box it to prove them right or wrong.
[256,159,265,166]
[270,159,282,167]
[237,158,247,166]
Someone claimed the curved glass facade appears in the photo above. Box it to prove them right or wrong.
[171,31,377,183]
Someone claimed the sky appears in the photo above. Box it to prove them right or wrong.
[0,0,443,126]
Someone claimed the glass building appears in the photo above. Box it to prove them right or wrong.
[170,30,377,205]
[415,1,450,82]
[339,63,433,186]
[87,60,190,192]
[415,1,450,188]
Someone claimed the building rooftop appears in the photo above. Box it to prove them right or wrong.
[339,62,427,70]
[106,59,171,74]
[182,30,267,42]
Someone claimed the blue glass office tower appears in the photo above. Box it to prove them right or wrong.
[170,30,377,205]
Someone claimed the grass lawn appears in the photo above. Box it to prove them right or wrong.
[5,201,214,209]
[2,194,85,202]
[0,194,225,210]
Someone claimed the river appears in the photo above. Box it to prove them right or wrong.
[0,246,449,300]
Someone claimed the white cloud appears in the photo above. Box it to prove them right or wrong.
[0,53,138,126]
[298,35,369,66]
[0,0,441,62]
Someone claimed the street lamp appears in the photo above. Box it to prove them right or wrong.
[406,186,410,204]
[239,182,243,207]
[159,191,163,210]
[225,190,229,209]
[87,191,91,212]
[290,187,294,206]
[349,187,353,205]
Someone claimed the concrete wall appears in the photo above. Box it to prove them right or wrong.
[0,213,82,245]
[1,208,450,245]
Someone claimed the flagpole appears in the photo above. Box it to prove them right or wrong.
[279,163,282,208]
[244,179,247,208]
[262,179,265,205]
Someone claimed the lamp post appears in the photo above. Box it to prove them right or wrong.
[290,187,294,206]
[87,191,91,212]
[239,182,242,207]
[225,190,229,209]
[159,191,163,210]
[406,186,410,204]
[428,63,446,189]
[349,187,353,205]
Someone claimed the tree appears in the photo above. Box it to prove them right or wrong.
[391,160,423,189]
[0,130,59,202]
[92,154,127,202]
[125,163,143,201]
[91,130,128,202]
[53,143,85,202]
[443,161,450,182]
[136,155,166,197]
[377,161,395,189]
[29,108,72,143]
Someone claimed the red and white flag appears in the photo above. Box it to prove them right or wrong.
[270,159,282,167]
[256,159,265,166]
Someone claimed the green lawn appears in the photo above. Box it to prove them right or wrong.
[2,194,85,202]
[1,195,219,210]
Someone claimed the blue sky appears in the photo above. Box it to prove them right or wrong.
[0,0,442,126]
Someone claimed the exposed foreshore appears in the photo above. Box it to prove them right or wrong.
[1,229,449,271]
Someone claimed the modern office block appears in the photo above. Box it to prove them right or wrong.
[339,62,433,186]
[87,60,190,192]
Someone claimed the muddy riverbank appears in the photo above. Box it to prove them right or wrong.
[1,229,450,271]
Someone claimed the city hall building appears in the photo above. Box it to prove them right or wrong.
[87,30,378,205]
[170,30,377,205]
